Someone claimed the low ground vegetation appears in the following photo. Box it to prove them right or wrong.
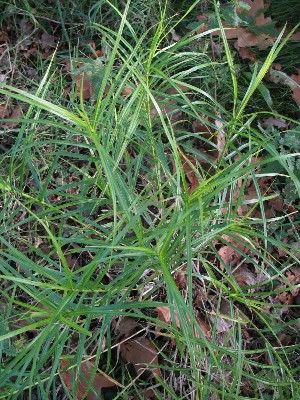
[0,0,299,399]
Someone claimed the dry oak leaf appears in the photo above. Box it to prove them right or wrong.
[196,0,276,49]
[262,117,288,129]
[174,264,187,290]
[156,306,211,341]
[0,104,9,119]
[60,358,116,400]
[5,105,22,128]
[234,41,257,62]
[275,288,294,305]
[233,265,265,288]
[241,0,272,26]
[290,69,300,106]
[112,316,139,339]
[156,306,180,329]
[75,73,93,100]
[218,234,251,268]
[41,33,58,51]
[120,337,160,377]
[175,151,200,193]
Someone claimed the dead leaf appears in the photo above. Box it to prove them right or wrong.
[209,298,233,334]
[290,69,300,106]
[218,234,251,268]
[65,254,79,270]
[287,268,300,284]
[120,337,160,377]
[60,358,116,400]
[174,264,187,290]
[172,150,206,193]
[196,0,276,49]
[196,14,210,34]
[242,0,272,27]
[0,104,9,119]
[143,388,156,399]
[234,41,257,62]
[75,74,93,100]
[233,265,265,288]
[90,49,105,60]
[262,117,288,129]
[121,84,132,96]
[0,31,9,42]
[171,29,181,41]
[41,33,58,51]
[156,306,211,341]
[268,68,299,88]
[112,317,139,338]
[150,84,188,121]
[275,288,294,305]
[156,306,180,329]
[195,316,211,341]
[215,117,226,159]
[6,105,22,127]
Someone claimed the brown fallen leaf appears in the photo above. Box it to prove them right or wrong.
[241,0,272,27]
[172,150,202,193]
[209,298,233,334]
[196,0,276,49]
[0,104,9,119]
[262,117,288,129]
[6,105,22,128]
[233,264,265,288]
[275,288,294,305]
[60,358,116,400]
[156,306,180,329]
[143,388,156,399]
[218,234,251,268]
[156,306,211,341]
[121,84,133,96]
[150,84,188,121]
[75,73,93,100]
[290,69,300,106]
[234,41,257,62]
[174,264,187,290]
[120,337,160,377]
[41,33,59,52]
[112,316,139,339]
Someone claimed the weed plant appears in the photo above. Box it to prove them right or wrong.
[0,0,300,399]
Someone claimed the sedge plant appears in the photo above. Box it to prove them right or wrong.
[0,0,299,398]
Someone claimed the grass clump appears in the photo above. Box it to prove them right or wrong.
[0,0,300,399]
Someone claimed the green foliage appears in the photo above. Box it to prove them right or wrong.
[0,0,299,399]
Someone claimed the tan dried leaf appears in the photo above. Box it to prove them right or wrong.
[174,264,187,289]
[209,298,233,333]
[290,69,300,106]
[242,0,272,27]
[112,316,139,338]
[120,337,160,376]
[60,358,116,400]
[0,104,9,119]
[121,84,132,96]
[156,306,211,341]
[262,117,288,129]
[179,152,199,193]
[156,306,180,328]
[234,41,257,62]
[6,105,22,127]
[218,234,250,267]
[41,33,58,51]
[75,74,93,100]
